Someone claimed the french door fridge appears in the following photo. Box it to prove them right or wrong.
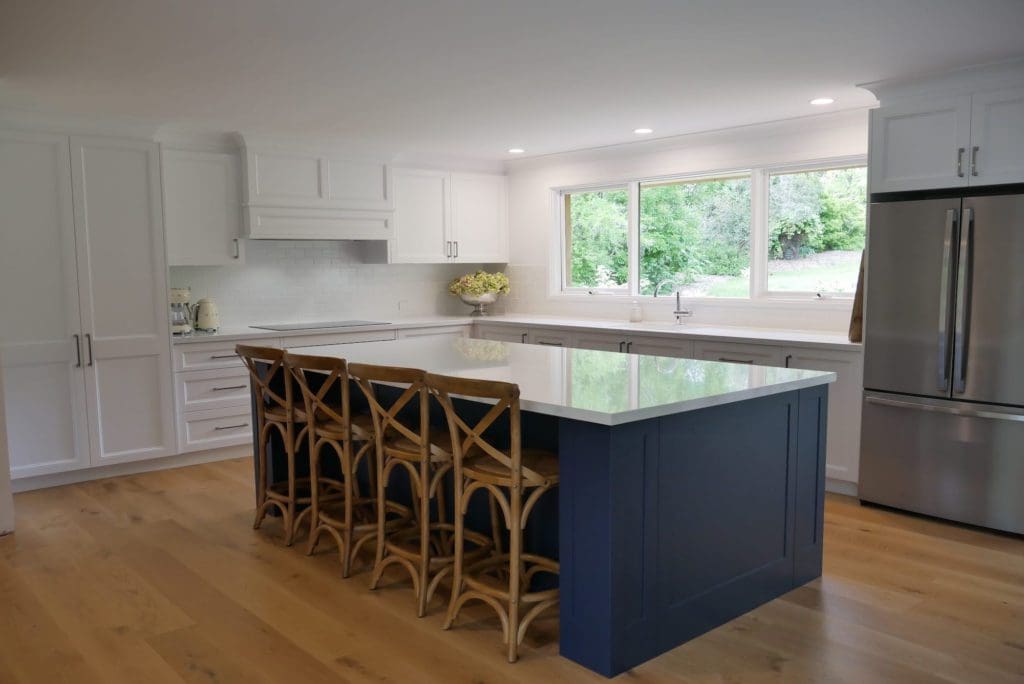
[860,192,1024,534]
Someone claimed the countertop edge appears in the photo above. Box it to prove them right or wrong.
[171,317,475,344]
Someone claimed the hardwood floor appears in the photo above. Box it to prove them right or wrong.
[1,458,1021,683]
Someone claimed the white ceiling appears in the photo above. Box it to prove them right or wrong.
[1,0,1023,161]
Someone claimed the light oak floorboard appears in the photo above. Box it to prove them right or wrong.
[0,458,1021,683]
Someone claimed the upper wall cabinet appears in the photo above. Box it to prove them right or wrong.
[239,137,394,240]
[162,149,243,266]
[390,168,507,264]
[869,95,972,193]
[865,62,1024,193]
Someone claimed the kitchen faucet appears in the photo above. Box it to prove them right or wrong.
[673,291,694,325]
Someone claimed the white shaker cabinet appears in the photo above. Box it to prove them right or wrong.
[450,172,508,263]
[390,168,450,263]
[968,87,1024,186]
[162,149,243,266]
[0,132,176,478]
[781,347,864,486]
[868,94,972,194]
[0,131,91,477]
[390,168,508,264]
[70,137,176,466]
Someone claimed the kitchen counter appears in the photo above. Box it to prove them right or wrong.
[477,314,860,351]
[284,336,833,425]
[170,316,474,344]
[171,312,860,351]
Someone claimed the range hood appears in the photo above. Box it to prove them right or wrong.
[239,134,394,242]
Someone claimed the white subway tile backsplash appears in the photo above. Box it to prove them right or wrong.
[169,240,500,327]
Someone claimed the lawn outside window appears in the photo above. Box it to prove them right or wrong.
[556,157,866,301]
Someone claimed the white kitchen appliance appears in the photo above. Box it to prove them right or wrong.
[169,287,194,335]
[193,297,221,332]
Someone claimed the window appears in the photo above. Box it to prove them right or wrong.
[557,159,865,300]
[563,187,629,291]
[767,167,867,294]
[639,175,750,297]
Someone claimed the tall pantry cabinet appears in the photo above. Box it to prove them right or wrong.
[0,131,175,479]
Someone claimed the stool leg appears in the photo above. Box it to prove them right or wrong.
[283,421,297,547]
[507,486,522,663]
[340,438,355,578]
[416,459,430,617]
[370,446,388,589]
[442,473,465,631]
[305,438,321,556]
[253,420,269,530]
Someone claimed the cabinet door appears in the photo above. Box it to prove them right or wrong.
[784,347,863,485]
[70,137,176,465]
[391,168,450,263]
[475,326,528,343]
[869,95,972,193]
[969,87,1024,186]
[162,149,242,266]
[625,337,695,358]
[573,332,627,353]
[0,131,91,477]
[450,172,508,263]
[693,340,785,366]
[527,329,573,347]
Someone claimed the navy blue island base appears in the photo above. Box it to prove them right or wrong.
[253,353,828,677]
[557,385,827,676]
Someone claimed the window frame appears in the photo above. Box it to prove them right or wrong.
[553,154,866,303]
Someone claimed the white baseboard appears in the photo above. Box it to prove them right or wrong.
[11,446,251,493]
[825,477,858,497]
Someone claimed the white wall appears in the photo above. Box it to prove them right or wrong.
[503,109,869,332]
[170,240,488,328]
[0,366,14,535]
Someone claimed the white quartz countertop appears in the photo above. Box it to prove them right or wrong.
[171,317,474,344]
[477,315,860,351]
[283,336,834,426]
[172,313,859,352]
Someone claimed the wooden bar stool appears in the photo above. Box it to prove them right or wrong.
[349,363,492,617]
[238,344,342,546]
[286,353,407,577]
[427,373,560,663]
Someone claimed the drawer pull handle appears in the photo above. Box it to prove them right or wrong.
[210,354,238,359]
[718,357,754,364]
[214,423,249,431]
[211,384,247,391]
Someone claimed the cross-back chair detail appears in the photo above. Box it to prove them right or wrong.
[286,353,400,578]
[426,372,560,663]
[348,362,492,617]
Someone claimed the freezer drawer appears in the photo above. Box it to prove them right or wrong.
[859,391,1024,534]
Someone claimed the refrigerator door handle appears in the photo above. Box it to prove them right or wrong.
[952,206,973,394]
[936,208,958,391]
[865,395,1024,423]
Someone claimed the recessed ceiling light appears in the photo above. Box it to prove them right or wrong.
[809,97,835,106]
[508,147,525,154]
[633,127,654,135]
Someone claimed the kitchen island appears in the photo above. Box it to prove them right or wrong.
[260,336,834,676]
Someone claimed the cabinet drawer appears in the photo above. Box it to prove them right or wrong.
[692,340,785,367]
[174,338,278,371]
[178,406,253,453]
[175,367,251,413]
[397,325,470,339]
[284,329,396,349]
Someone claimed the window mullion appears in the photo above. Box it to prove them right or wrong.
[628,181,640,296]
[750,168,769,299]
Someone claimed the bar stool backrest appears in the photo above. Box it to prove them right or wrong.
[348,363,430,458]
[284,353,350,430]
[236,344,292,419]
[426,373,543,485]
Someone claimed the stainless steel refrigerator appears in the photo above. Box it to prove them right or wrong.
[860,192,1024,535]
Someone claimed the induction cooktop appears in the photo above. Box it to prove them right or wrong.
[250,320,389,332]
